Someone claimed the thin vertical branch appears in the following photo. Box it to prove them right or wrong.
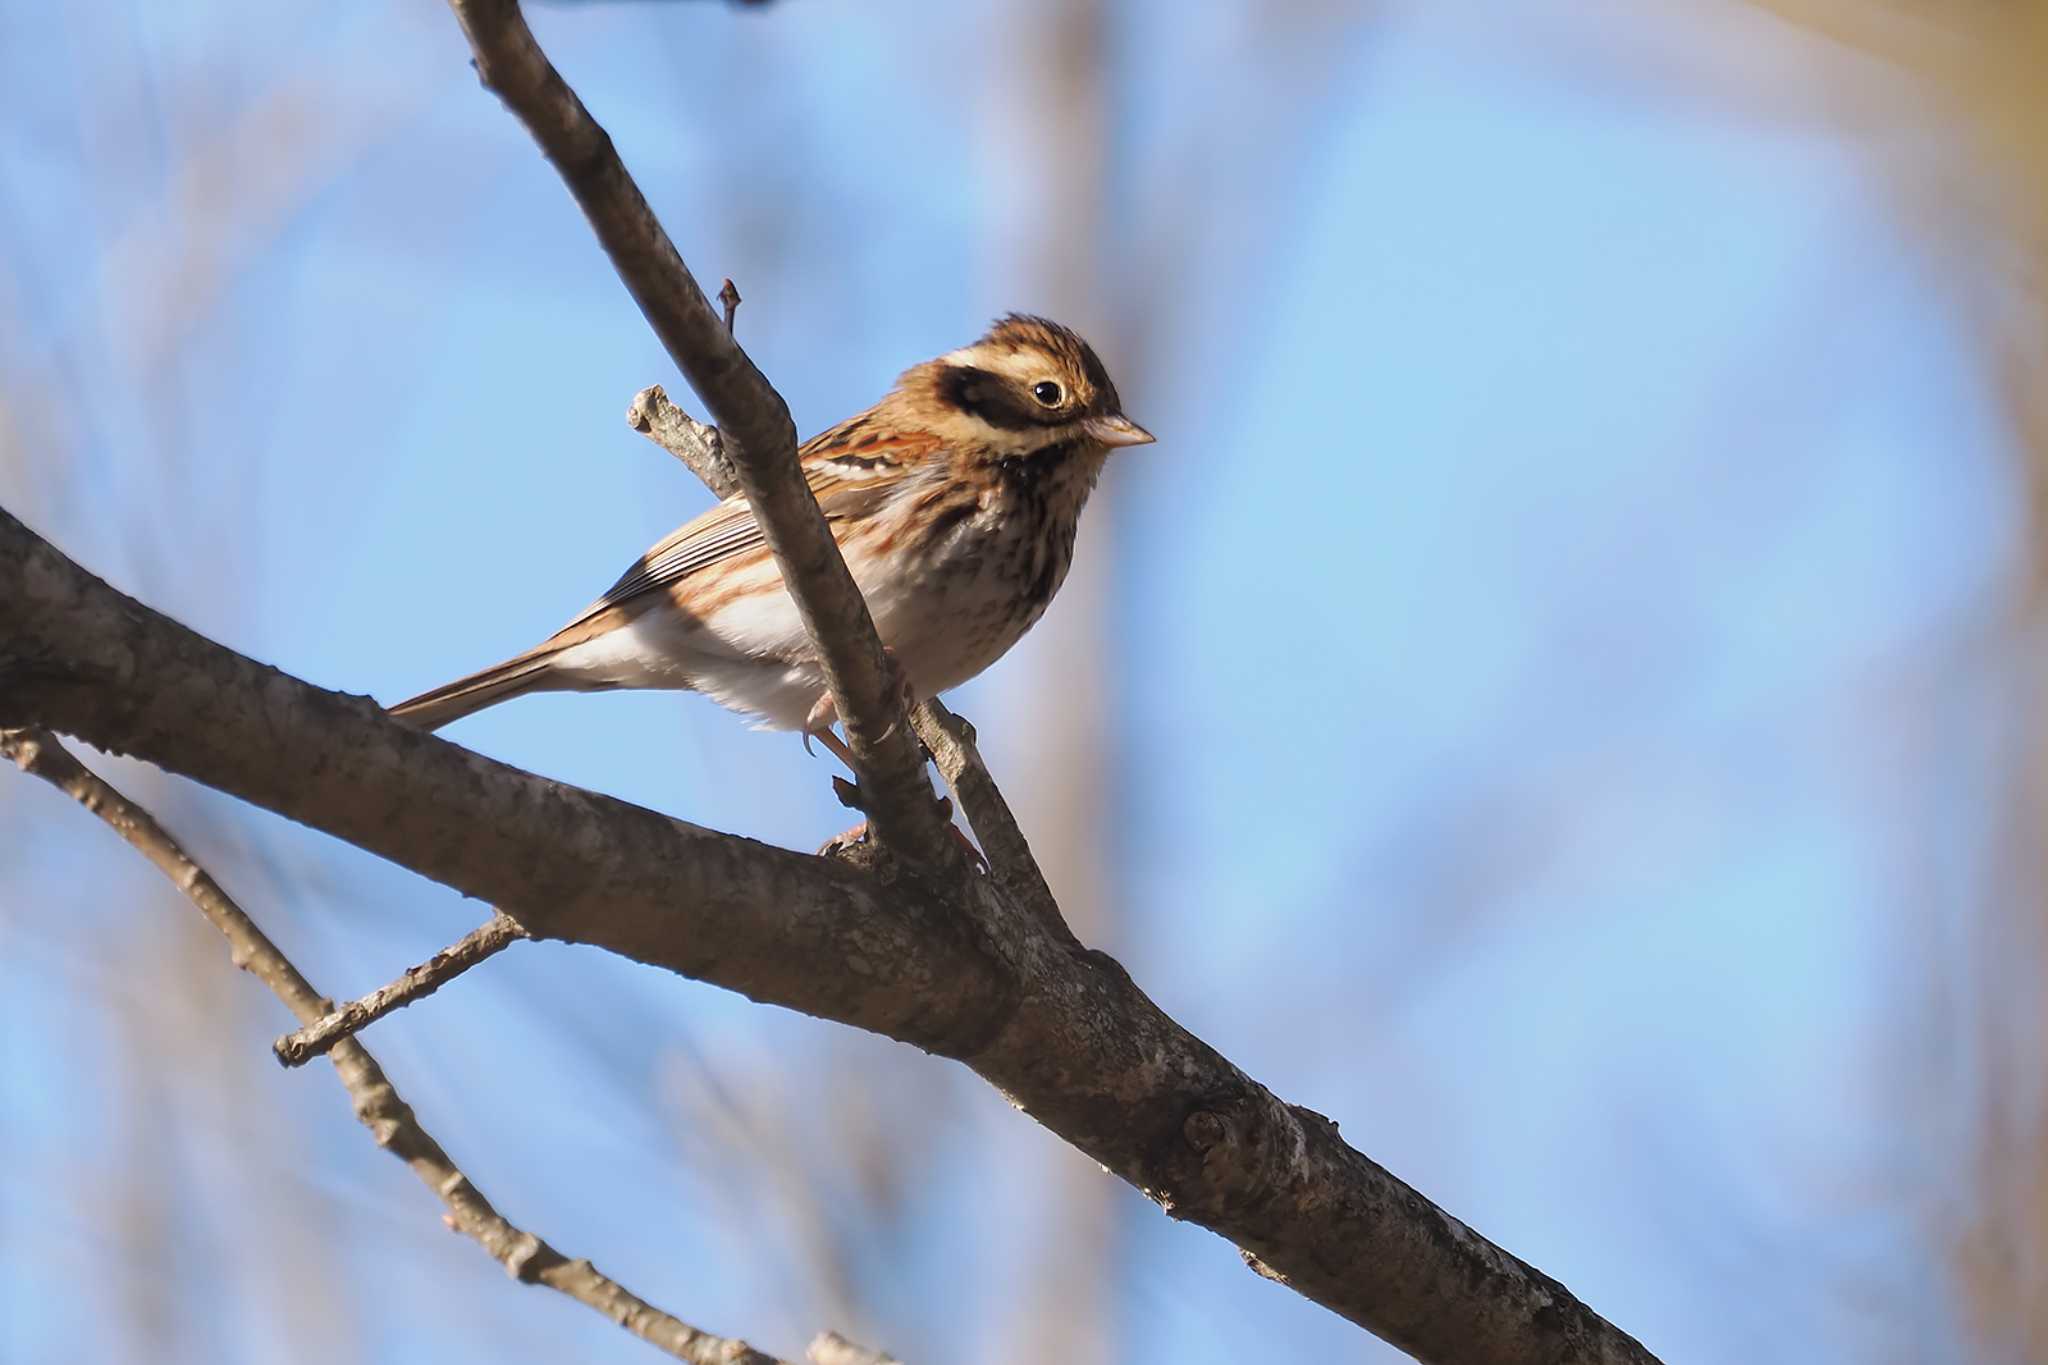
[444,0,948,859]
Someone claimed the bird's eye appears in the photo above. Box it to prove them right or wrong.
[1031,380,1064,407]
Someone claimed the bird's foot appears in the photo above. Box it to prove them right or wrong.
[815,790,986,873]
[800,651,918,760]
[817,817,874,860]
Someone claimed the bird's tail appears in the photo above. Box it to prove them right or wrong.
[388,647,565,731]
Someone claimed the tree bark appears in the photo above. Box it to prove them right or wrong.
[0,498,1657,1365]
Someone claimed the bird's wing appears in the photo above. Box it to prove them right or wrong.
[561,417,944,627]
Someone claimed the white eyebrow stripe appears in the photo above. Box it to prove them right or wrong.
[942,346,1052,385]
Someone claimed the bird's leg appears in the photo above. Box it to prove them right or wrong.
[804,681,983,871]
[806,691,872,850]
[802,646,917,755]
[801,641,922,764]
[805,717,859,770]
[817,790,983,872]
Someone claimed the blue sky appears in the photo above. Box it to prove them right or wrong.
[1,2,2029,1362]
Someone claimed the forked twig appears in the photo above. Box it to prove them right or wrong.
[0,726,863,1365]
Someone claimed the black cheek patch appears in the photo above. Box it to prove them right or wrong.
[938,365,1058,431]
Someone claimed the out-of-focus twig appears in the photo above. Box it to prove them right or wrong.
[662,1042,870,1334]
[1724,7,2048,1355]
[272,912,528,1068]
[807,1332,901,1365]
[0,726,809,1365]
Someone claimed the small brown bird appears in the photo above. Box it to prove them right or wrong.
[389,315,1153,764]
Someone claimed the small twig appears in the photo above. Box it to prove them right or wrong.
[273,912,529,1068]
[627,384,742,499]
[0,726,804,1365]
[719,277,741,335]
[911,701,1070,940]
[807,1332,901,1365]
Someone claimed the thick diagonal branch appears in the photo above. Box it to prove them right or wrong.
[0,726,795,1365]
[0,499,1659,1365]
[444,0,945,858]
[0,506,1002,1051]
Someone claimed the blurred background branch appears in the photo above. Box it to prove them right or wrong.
[1718,4,2048,1358]
[1,726,849,1365]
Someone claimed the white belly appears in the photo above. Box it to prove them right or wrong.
[547,485,1080,732]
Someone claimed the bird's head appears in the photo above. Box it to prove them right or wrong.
[899,314,1154,459]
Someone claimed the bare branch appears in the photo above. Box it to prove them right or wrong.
[0,505,998,1049]
[273,912,529,1068]
[444,0,947,859]
[0,495,1660,1364]
[910,700,1070,941]
[0,727,795,1365]
[627,384,742,499]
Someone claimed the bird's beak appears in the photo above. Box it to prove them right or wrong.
[1083,414,1156,448]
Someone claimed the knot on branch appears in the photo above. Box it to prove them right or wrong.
[1144,1090,1295,1227]
[1183,1108,1235,1155]
[503,1232,547,1282]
